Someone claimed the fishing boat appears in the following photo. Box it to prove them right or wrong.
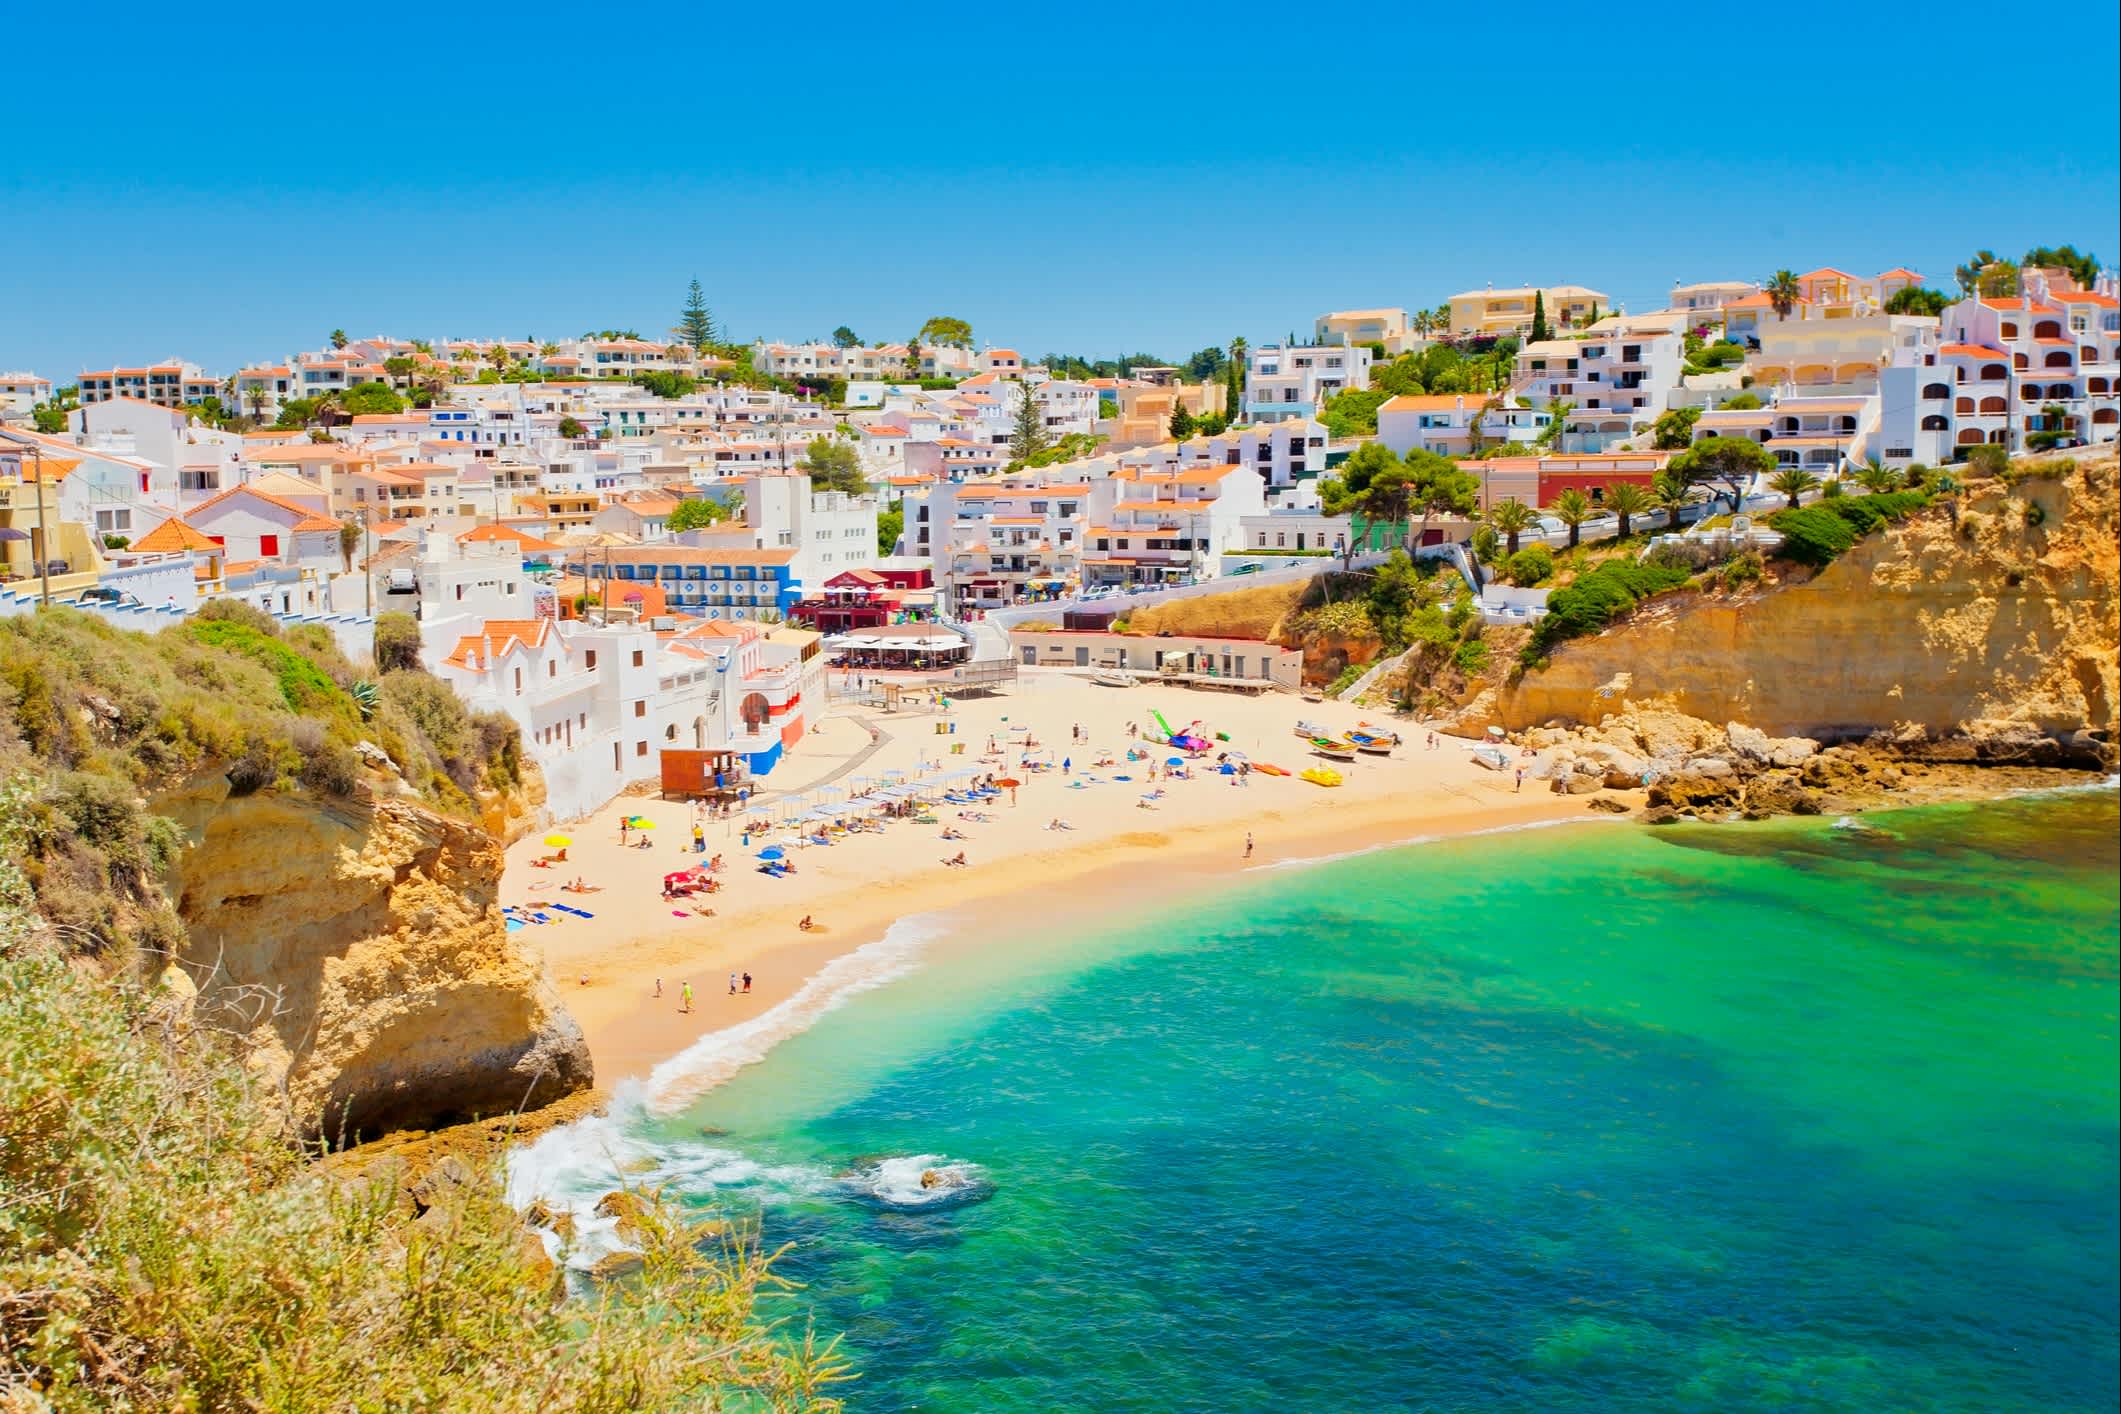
[1309,737,1358,761]
[1293,718,1329,739]
[1355,721,1403,746]
[1471,745,1509,771]
[1090,669,1135,688]
[1300,688,1324,703]
[1299,766,1343,787]
[1346,731,1395,757]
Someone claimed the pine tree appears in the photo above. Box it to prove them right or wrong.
[1009,379,1052,465]
[678,278,716,352]
[1529,292,1550,343]
[1168,399,1196,440]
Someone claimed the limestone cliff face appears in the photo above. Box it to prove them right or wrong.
[157,776,591,1138]
[1468,459,2118,756]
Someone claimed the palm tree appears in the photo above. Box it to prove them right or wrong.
[1549,488,1592,547]
[244,384,270,421]
[1764,270,1802,321]
[1604,482,1651,539]
[1652,470,1691,529]
[329,328,348,350]
[1853,460,1902,494]
[1768,467,1820,508]
[1955,250,2000,298]
[1410,310,1432,340]
[1488,498,1536,557]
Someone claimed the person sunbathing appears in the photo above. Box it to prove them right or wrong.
[941,827,966,840]
[798,915,817,932]
[1046,818,1075,831]
[941,851,968,867]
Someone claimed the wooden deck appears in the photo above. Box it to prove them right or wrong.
[1158,670,1281,694]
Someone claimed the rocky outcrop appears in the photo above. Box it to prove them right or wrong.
[1457,455,2119,764]
[158,774,591,1139]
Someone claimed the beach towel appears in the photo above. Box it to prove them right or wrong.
[551,904,594,919]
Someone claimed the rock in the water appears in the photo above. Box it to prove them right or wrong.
[1741,773,1825,819]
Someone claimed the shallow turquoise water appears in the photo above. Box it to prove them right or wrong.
[526,790,2120,1411]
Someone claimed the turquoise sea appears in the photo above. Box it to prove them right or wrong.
[514,788,2120,1412]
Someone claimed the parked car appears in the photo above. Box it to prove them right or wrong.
[75,586,141,607]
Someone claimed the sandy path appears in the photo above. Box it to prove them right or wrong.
[508,672,1592,1089]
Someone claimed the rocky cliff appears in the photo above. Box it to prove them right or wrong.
[158,774,591,1139]
[1459,454,2118,763]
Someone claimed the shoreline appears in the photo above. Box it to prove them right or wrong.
[512,675,1592,1097]
[503,675,2114,1126]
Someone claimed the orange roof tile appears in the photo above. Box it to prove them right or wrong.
[131,518,221,553]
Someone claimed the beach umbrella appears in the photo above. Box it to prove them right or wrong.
[758,846,785,860]
[542,833,572,848]
[995,777,1022,788]
[1166,756,1183,766]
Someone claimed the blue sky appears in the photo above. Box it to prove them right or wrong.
[3,2,2116,381]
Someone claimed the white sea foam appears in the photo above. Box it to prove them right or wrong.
[507,912,956,1262]
[1246,812,1614,873]
[641,909,951,1112]
[841,1154,990,1208]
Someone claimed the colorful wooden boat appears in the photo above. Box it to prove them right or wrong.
[1309,737,1357,761]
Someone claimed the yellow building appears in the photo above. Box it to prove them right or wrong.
[1314,308,1414,354]
[1099,380,1228,447]
[1448,285,1610,337]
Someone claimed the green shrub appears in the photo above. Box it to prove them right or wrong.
[1770,505,1858,567]
[1721,550,1764,590]
[1963,444,2008,477]
[1470,526,1500,565]
[1527,558,1691,658]
[1452,639,1490,676]
[374,611,423,674]
[1505,544,1554,586]
[0,904,850,1410]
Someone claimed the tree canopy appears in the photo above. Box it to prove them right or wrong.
[1670,434,1777,509]
[340,382,404,415]
[1008,381,1051,466]
[1884,285,1951,317]
[667,496,732,532]
[916,315,973,348]
[830,326,861,348]
[2021,244,2101,288]
[800,437,867,495]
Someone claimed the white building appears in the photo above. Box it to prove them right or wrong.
[1244,343,1371,423]
[1081,463,1265,589]
[1665,281,1760,319]
[1,372,53,422]
[1377,395,1548,457]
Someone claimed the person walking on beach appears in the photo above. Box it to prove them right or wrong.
[728,971,738,995]
[680,981,693,1013]
[1514,767,1525,792]
[742,972,752,993]
[693,822,705,854]
[654,977,663,998]
[1245,831,1254,859]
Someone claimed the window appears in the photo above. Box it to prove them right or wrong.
[259,533,280,557]
[636,741,648,757]
[585,650,597,669]
[631,650,644,668]
[634,701,646,718]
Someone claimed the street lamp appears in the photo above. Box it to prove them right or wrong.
[0,428,52,607]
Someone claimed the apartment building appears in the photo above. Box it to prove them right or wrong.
[1747,311,1936,397]
[77,361,217,409]
[1245,342,1371,422]
[1314,308,1415,355]
[1142,419,1328,492]
[1666,281,1759,319]
[1511,317,1689,449]
[926,478,1090,609]
[1377,395,1547,457]
[1099,378,1228,447]
[0,372,53,421]
[1080,463,1264,589]
[573,544,802,620]
[1693,394,1878,473]
[1447,285,1609,337]
[1875,283,2120,462]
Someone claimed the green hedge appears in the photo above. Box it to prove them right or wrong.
[1771,490,1930,567]
[1528,559,1692,655]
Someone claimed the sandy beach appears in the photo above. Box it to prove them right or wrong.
[506,671,1600,1093]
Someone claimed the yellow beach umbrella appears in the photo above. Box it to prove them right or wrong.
[627,817,657,829]
[543,833,572,848]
